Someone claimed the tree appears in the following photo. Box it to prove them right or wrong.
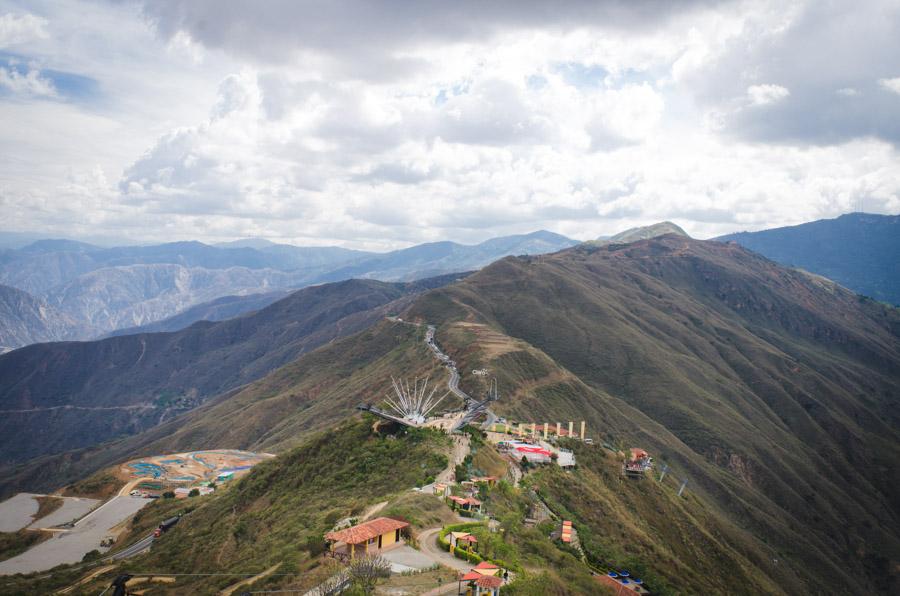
[348,554,391,594]
[162,491,175,499]
[188,488,200,497]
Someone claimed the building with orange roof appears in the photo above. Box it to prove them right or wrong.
[460,562,504,595]
[448,495,483,513]
[324,517,409,560]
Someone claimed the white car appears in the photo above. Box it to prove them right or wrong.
[129,490,141,497]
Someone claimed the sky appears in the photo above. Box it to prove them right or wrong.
[0,0,899,250]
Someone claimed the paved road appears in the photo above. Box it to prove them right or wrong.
[382,545,436,572]
[0,493,41,532]
[28,496,99,529]
[416,528,470,572]
[0,496,149,575]
[107,533,154,561]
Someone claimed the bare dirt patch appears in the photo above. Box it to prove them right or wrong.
[450,322,521,359]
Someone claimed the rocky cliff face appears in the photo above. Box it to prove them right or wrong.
[0,285,88,350]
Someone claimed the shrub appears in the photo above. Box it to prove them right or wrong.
[81,549,101,562]
[162,491,175,499]
[188,488,200,498]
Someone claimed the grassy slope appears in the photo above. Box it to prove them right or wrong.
[406,235,900,594]
[4,420,450,595]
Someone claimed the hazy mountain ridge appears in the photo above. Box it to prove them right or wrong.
[42,263,310,333]
[0,231,575,345]
[106,289,293,336]
[716,213,900,305]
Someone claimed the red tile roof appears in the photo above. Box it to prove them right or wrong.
[324,517,408,545]
[474,561,499,570]
[475,576,504,589]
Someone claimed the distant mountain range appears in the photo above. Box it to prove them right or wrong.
[0,231,576,348]
[716,213,900,305]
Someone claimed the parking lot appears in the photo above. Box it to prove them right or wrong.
[0,496,150,575]
[0,493,41,532]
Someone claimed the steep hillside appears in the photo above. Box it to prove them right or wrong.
[0,318,450,498]
[0,285,88,350]
[0,275,462,466]
[406,235,900,594]
[107,290,292,336]
[717,212,900,305]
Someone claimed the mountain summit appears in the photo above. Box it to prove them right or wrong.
[592,221,690,245]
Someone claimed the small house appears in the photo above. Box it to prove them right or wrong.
[460,562,505,595]
[450,531,478,551]
[173,487,191,499]
[448,495,482,513]
[324,517,409,561]
[216,471,236,482]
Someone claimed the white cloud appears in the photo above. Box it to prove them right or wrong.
[878,77,900,95]
[0,12,48,46]
[0,0,898,249]
[747,84,790,105]
[0,65,57,97]
[836,87,860,97]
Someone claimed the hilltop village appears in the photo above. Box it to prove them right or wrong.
[307,319,664,595]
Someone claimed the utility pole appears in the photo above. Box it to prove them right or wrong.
[677,478,688,497]
[658,463,669,483]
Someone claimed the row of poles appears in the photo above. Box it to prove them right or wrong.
[496,420,586,441]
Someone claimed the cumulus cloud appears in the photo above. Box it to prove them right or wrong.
[0,12,48,46]
[747,84,789,106]
[0,0,899,248]
[879,77,900,96]
[0,64,57,96]
[684,0,900,146]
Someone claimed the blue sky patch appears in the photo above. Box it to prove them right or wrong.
[0,51,100,103]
